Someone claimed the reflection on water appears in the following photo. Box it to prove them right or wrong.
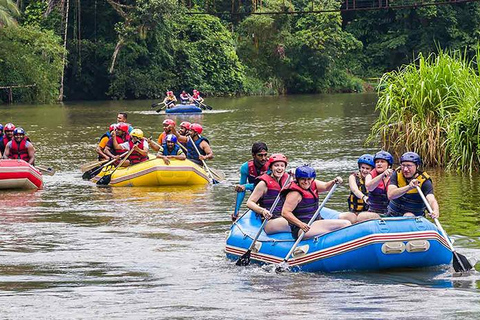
[0,94,479,318]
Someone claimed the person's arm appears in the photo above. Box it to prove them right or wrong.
[235,162,254,191]
[282,191,309,233]
[426,193,439,218]
[198,140,213,161]
[246,181,270,218]
[366,169,393,191]
[27,142,35,165]
[103,141,117,159]
[168,147,185,160]
[387,172,412,200]
[96,137,110,160]
[315,176,342,193]
[148,137,160,152]
[349,173,367,201]
[132,140,148,156]
[171,127,188,144]
[4,142,11,159]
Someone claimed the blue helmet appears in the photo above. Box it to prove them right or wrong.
[357,154,374,168]
[166,134,177,143]
[0,124,3,133]
[295,165,316,179]
[374,150,393,166]
[400,152,422,166]
[13,127,25,135]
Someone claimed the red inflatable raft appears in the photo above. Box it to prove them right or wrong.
[0,159,43,190]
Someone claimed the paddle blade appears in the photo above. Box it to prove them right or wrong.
[275,261,290,273]
[453,252,474,272]
[206,105,213,110]
[151,103,158,108]
[96,174,112,186]
[82,170,93,180]
[236,251,252,266]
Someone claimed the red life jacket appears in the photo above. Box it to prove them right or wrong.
[114,136,129,156]
[367,169,390,214]
[282,181,319,222]
[128,139,148,165]
[247,160,269,184]
[256,173,289,218]
[8,138,30,162]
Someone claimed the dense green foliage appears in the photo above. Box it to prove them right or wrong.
[369,49,480,172]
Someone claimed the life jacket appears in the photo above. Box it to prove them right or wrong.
[388,169,431,216]
[128,139,148,165]
[98,131,111,143]
[186,136,208,165]
[180,94,189,104]
[256,173,289,219]
[367,169,390,214]
[158,132,167,145]
[162,143,181,156]
[0,135,9,154]
[8,138,30,162]
[348,172,369,213]
[192,93,201,99]
[281,181,319,223]
[113,136,129,156]
[247,160,269,184]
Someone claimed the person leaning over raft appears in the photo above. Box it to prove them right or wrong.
[362,151,394,220]
[4,127,35,165]
[247,154,291,234]
[156,134,186,165]
[387,152,439,218]
[281,165,351,240]
[339,154,375,224]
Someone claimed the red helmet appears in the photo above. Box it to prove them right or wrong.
[193,89,198,93]
[117,123,129,133]
[180,121,191,130]
[268,153,288,167]
[109,123,117,132]
[163,119,176,127]
[167,91,173,95]
[190,123,203,134]
[4,123,15,131]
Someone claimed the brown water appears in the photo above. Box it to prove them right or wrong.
[0,94,479,319]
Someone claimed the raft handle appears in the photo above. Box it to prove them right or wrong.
[381,242,405,254]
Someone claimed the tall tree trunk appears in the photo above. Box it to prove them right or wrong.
[58,0,70,101]
[109,38,124,74]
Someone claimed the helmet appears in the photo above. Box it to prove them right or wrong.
[117,123,129,133]
[400,152,422,166]
[4,123,15,131]
[0,124,3,132]
[166,134,177,143]
[193,89,198,93]
[167,91,173,95]
[374,150,394,166]
[180,121,191,130]
[163,119,176,127]
[268,153,288,167]
[295,165,316,179]
[190,123,203,134]
[130,129,144,139]
[13,127,25,135]
[357,154,374,168]
[109,123,117,132]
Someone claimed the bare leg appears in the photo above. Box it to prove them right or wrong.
[264,217,290,234]
[403,212,415,217]
[357,211,380,222]
[339,212,357,224]
[303,220,351,239]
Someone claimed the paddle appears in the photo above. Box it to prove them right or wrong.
[236,174,293,266]
[96,148,135,186]
[188,94,213,110]
[188,136,218,184]
[80,159,110,173]
[156,103,167,113]
[416,186,473,272]
[151,101,165,109]
[82,151,129,180]
[276,182,339,273]
[35,165,55,176]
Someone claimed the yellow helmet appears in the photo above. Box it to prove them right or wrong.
[130,129,144,139]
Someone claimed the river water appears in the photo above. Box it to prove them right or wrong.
[0,94,479,319]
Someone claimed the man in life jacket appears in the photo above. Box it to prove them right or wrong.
[104,123,131,166]
[179,90,190,104]
[96,124,117,160]
[149,119,176,153]
[156,134,186,165]
[387,152,439,218]
[189,89,204,106]
[117,112,133,133]
[0,123,16,155]
[184,123,213,166]
[232,142,269,220]
[128,129,149,165]
[4,127,35,165]
[162,91,177,109]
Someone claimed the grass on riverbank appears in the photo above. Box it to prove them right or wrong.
[368,48,480,172]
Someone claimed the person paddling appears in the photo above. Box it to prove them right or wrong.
[128,129,149,165]
[189,89,204,106]
[96,124,117,161]
[104,123,131,167]
[156,134,186,165]
[281,165,351,240]
[183,123,213,166]
[362,151,394,220]
[4,127,35,165]
[387,152,439,218]
[179,90,190,104]
[163,91,177,109]
[247,154,291,234]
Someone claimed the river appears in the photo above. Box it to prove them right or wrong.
[0,94,479,319]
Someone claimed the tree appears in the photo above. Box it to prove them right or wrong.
[0,0,20,27]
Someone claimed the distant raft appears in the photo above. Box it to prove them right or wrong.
[165,104,203,114]
[0,159,43,190]
[91,156,209,187]
[225,209,453,272]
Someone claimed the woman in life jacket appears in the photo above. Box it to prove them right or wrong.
[156,134,186,165]
[189,89,204,105]
[281,165,351,240]
[4,127,35,165]
[339,154,375,224]
[163,91,177,109]
[128,129,149,165]
[387,152,439,218]
[363,150,394,219]
[246,154,290,234]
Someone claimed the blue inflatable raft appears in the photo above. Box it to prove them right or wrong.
[225,209,453,272]
[165,104,202,114]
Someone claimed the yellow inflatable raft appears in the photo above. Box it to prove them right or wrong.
[91,156,209,187]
